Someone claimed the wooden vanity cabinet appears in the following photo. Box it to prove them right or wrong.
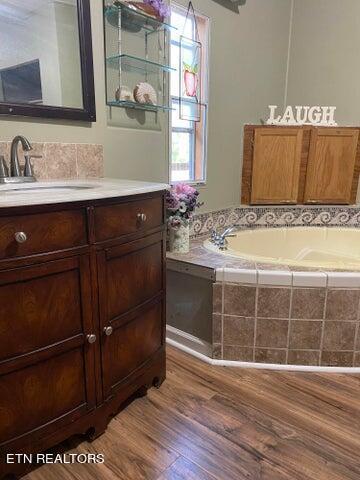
[0,191,166,478]
[242,125,360,205]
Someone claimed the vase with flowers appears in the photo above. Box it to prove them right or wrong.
[166,183,203,253]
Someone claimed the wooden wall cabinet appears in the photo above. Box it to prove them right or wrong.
[242,125,360,205]
[250,127,303,204]
[0,191,166,478]
[304,128,359,204]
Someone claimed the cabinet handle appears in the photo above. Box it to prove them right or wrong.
[104,326,113,336]
[87,334,97,344]
[137,213,147,222]
[306,200,318,204]
[14,231,27,244]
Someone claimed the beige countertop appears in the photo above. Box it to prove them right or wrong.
[0,178,168,208]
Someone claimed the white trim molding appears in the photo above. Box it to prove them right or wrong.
[166,325,212,357]
[166,338,360,374]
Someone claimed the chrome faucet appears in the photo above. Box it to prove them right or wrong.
[210,226,237,250]
[220,226,237,240]
[10,135,32,177]
[0,136,40,184]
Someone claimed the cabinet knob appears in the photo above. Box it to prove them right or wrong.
[104,326,113,336]
[14,231,27,244]
[87,334,97,344]
[137,213,147,222]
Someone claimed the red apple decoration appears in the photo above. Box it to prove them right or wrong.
[183,63,198,98]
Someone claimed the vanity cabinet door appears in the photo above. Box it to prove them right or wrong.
[304,128,359,204]
[250,127,303,204]
[97,232,165,401]
[0,255,96,448]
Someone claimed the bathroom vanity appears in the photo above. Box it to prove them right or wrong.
[0,180,167,477]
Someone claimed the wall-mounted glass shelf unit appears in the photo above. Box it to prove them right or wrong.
[106,54,175,74]
[108,100,174,111]
[104,1,176,113]
[105,3,176,33]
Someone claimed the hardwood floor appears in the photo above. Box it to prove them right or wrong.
[25,346,360,480]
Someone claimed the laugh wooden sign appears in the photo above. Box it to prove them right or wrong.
[266,105,337,126]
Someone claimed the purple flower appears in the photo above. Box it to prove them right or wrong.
[165,190,180,211]
[166,183,203,227]
[173,183,197,197]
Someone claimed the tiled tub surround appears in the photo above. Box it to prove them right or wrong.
[0,142,104,180]
[213,271,360,368]
[167,235,360,369]
[191,205,360,238]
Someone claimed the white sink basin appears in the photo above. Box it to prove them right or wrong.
[0,183,98,194]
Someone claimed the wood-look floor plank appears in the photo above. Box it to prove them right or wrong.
[25,346,360,480]
[143,369,359,480]
[156,456,217,480]
[166,348,360,455]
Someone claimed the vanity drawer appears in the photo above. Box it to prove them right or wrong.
[0,209,88,259]
[94,195,164,242]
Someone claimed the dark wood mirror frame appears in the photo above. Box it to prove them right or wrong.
[0,0,96,122]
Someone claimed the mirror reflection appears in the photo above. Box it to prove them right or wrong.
[0,0,83,109]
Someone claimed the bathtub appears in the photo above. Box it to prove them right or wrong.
[205,226,360,270]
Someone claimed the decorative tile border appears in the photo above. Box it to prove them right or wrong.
[0,142,104,180]
[191,205,360,238]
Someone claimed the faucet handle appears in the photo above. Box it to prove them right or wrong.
[210,229,218,243]
[218,237,228,250]
[24,154,42,177]
[0,156,9,178]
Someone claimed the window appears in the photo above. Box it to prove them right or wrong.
[169,4,209,184]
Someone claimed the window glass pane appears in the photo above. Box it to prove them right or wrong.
[171,131,193,182]
[170,44,179,97]
[171,11,193,42]
[170,3,208,184]
[172,101,193,129]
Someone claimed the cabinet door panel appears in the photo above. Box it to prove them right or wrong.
[102,234,163,321]
[0,348,87,444]
[0,258,83,361]
[98,233,165,399]
[102,302,163,398]
[251,127,303,204]
[0,255,96,447]
[304,128,359,204]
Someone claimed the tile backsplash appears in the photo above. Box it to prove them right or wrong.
[0,142,104,180]
[191,205,360,238]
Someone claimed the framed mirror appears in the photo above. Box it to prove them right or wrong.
[0,0,96,121]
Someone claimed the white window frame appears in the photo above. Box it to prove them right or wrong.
[168,2,210,186]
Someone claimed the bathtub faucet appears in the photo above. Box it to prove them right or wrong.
[211,226,237,250]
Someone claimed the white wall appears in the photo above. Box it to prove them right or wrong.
[286,0,360,126]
